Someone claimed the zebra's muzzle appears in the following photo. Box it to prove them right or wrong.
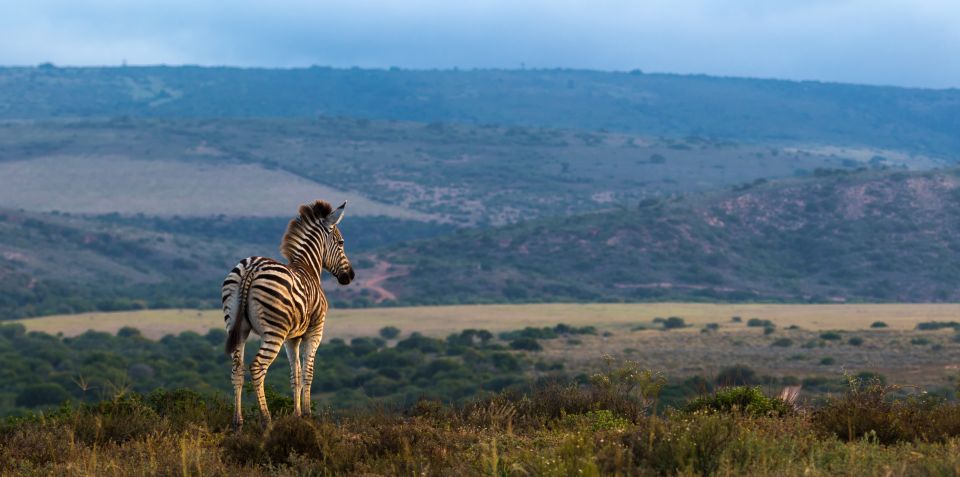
[337,267,355,285]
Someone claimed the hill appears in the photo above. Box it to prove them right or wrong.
[1,66,958,157]
[352,168,960,305]
[4,167,960,317]
[1,118,929,226]
[0,210,448,317]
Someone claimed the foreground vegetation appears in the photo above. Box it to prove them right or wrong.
[4,367,960,476]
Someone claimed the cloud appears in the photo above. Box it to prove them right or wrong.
[1,0,957,88]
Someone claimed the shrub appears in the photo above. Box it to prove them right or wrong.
[584,409,630,431]
[770,338,793,347]
[146,388,231,431]
[848,337,864,346]
[222,432,266,465]
[814,377,897,443]
[870,321,888,328]
[75,395,163,444]
[820,357,836,365]
[746,318,773,328]
[916,321,960,331]
[763,326,776,335]
[662,317,686,329]
[379,326,401,339]
[499,327,558,340]
[715,365,757,386]
[553,323,597,335]
[509,338,542,351]
[820,331,842,341]
[263,416,323,463]
[731,316,742,323]
[684,386,792,416]
[396,333,444,353]
[117,326,142,338]
[911,337,931,346]
[15,383,70,407]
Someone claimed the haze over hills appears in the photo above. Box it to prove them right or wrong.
[2,66,959,158]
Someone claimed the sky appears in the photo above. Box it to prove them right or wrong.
[2,0,958,89]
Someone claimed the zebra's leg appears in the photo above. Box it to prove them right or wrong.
[250,335,285,428]
[299,331,324,416]
[228,322,251,431]
[284,337,303,417]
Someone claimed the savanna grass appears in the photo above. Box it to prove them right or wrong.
[4,364,960,476]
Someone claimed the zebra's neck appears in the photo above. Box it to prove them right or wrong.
[280,201,335,282]
[288,242,325,282]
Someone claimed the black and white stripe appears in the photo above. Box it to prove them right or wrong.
[221,200,354,429]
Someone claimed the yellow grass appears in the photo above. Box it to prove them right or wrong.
[13,303,960,340]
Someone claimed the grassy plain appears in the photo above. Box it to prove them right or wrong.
[19,303,960,390]
[16,303,960,339]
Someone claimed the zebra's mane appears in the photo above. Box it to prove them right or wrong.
[280,200,333,263]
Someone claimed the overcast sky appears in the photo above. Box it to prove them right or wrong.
[3,0,958,88]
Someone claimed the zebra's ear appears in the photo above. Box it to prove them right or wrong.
[326,201,347,228]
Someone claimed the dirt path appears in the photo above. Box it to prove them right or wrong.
[357,259,407,302]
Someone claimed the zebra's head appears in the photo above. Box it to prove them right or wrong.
[322,201,355,285]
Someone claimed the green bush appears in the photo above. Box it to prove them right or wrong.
[715,365,757,386]
[820,357,836,365]
[15,383,70,407]
[770,338,793,347]
[916,321,960,331]
[509,338,543,351]
[820,331,842,341]
[746,318,773,328]
[662,317,686,329]
[76,395,163,444]
[263,416,323,463]
[870,321,888,328]
[684,386,792,416]
[379,326,401,339]
[848,337,864,346]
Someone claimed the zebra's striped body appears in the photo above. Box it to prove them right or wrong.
[222,200,354,429]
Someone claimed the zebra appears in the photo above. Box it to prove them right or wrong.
[221,200,355,429]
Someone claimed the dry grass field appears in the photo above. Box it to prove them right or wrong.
[0,155,433,220]
[17,303,960,389]
[15,302,960,338]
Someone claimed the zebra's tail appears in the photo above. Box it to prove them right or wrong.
[225,268,256,355]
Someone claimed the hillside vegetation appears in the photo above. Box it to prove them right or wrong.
[0,118,912,225]
[360,168,960,305]
[4,167,960,317]
[0,210,447,317]
[2,66,959,157]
